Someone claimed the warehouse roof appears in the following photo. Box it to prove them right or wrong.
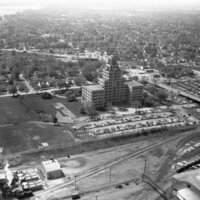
[177,188,200,200]
[41,159,61,173]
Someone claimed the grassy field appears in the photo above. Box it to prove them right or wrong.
[0,123,75,154]
[0,95,82,154]
[63,100,84,117]
[0,97,38,125]
[20,95,84,118]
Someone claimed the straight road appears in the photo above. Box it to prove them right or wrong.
[0,86,81,98]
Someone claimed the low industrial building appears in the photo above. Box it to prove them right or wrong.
[173,169,200,200]
[41,159,63,180]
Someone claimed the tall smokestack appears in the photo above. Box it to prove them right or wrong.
[4,160,13,187]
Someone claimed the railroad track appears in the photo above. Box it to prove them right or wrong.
[36,127,199,199]
[59,178,141,200]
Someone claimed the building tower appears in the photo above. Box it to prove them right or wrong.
[99,57,127,105]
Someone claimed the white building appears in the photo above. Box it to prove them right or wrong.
[126,68,161,82]
[41,159,63,180]
[176,188,200,200]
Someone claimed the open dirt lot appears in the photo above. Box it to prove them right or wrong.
[30,128,200,200]
[34,136,180,200]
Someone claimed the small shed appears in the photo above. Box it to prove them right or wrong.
[41,159,63,180]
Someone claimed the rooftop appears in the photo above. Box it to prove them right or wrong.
[41,159,61,172]
[128,69,144,74]
[83,84,104,92]
[125,80,143,88]
[173,169,200,196]
[177,188,200,200]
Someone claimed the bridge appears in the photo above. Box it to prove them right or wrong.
[154,82,200,103]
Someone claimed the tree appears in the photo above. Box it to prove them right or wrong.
[145,43,157,58]
[0,86,7,94]
[148,85,158,95]
[131,100,142,110]
[8,85,17,96]
[180,68,195,77]
[11,67,20,80]
[12,49,16,56]
[67,64,80,76]
[65,90,73,97]
[57,80,67,89]
[140,79,148,86]
[84,102,99,120]
[106,102,113,112]
[46,66,57,78]
[74,76,86,86]
[53,116,58,126]
[18,83,26,92]
[80,107,86,114]
[67,93,77,102]
[82,63,98,81]
[66,91,77,102]
[144,96,157,107]
[41,92,52,99]
[156,91,168,103]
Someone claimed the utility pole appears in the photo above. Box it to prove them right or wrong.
[175,152,177,170]
[142,159,147,181]
[170,180,175,198]
[109,167,112,182]
[144,159,147,173]
[74,175,77,190]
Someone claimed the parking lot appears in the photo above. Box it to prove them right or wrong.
[172,138,200,174]
[173,155,200,173]
[74,108,187,138]
[177,141,200,157]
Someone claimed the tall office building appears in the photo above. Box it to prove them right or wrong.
[98,59,127,105]
[81,57,143,108]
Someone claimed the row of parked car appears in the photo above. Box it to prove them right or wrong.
[78,112,174,131]
[177,142,200,156]
[175,156,200,173]
[88,117,185,136]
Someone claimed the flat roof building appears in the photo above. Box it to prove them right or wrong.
[125,81,143,104]
[41,159,63,180]
[81,57,143,108]
[81,85,105,108]
[173,168,200,200]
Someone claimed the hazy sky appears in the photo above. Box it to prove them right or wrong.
[2,0,200,9]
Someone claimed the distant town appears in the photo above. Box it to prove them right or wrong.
[0,5,200,200]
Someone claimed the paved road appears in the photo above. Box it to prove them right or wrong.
[1,48,77,59]
[0,86,81,98]
[1,48,106,61]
